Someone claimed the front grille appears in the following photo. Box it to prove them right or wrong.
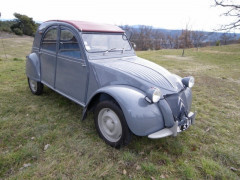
[164,90,189,121]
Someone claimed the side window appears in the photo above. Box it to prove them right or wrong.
[41,28,57,52]
[59,29,81,59]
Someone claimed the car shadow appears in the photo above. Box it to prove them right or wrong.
[36,86,185,155]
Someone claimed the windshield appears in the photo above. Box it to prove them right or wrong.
[82,33,132,53]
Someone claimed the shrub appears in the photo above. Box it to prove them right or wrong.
[216,40,221,46]
[10,13,38,36]
[12,28,23,36]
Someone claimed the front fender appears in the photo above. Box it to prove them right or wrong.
[26,53,40,81]
[86,85,165,136]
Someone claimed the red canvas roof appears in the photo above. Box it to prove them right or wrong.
[47,20,124,33]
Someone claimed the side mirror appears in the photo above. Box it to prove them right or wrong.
[131,42,136,49]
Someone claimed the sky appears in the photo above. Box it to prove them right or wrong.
[0,0,239,32]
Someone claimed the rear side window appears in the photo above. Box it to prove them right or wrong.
[41,28,57,52]
[59,29,81,59]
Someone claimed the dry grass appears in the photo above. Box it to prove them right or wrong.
[0,36,240,179]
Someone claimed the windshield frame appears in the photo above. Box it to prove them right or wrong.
[81,32,133,53]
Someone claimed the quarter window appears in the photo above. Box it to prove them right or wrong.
[41,28,57,52]
[59,29,81,59]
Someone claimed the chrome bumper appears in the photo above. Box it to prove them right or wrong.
[148,112,196,139]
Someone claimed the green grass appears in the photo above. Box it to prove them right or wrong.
[0,37,240,179]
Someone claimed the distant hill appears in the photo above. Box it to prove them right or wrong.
[125,25,240,42]
[2,19,239,41]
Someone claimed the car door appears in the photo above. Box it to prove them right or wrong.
[55,27,88,104]
[39,26,58,88]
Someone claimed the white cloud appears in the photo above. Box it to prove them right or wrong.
[0,0,239,32]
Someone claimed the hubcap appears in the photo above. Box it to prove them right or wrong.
[29,79,37,92]
[98,108,122,142]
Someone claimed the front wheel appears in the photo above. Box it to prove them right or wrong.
[28,78,43,95]
[94,100,132,148]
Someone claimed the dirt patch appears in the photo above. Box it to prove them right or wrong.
[0,31,17,39]
[0,31,30,39]
[201,50,239,55]
[163,55,193,61]
[0,54,13,59]
[184,64,219,74]
[218,77,240,85]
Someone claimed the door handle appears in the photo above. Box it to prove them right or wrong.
[81,63,86,67]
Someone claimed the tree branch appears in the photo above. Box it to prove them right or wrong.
[214,0,240,31]
[214,0,240,8]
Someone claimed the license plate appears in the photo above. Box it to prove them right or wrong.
[177,118,192,132]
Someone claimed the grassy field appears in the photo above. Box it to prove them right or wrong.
[0,36,240,179]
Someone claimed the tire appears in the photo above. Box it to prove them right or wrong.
[94,100,132,148]
[27,78,43,95]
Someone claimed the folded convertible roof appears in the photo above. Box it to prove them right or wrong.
[46,20,124,33]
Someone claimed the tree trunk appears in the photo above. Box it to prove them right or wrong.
[182,49,185,57]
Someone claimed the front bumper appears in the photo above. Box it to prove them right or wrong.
[148,111,196,139]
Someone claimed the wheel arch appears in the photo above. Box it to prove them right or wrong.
[84,92,119,114]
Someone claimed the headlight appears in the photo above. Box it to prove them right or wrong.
[182,76,194,88]
[146,87,161,103]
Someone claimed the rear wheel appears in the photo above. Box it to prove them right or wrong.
[28,78,43,95]
[94,100,132,148]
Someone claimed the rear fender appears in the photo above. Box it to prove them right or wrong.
[26,53,40,81]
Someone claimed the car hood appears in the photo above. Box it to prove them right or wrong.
[90,56,184,94]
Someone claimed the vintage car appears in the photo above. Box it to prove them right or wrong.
[26,20,196,148]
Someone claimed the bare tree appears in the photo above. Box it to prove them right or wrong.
[214,0,240,31]
[139,26,154,50]
[167,34,174,49]
[220,33,236,45]
[179,25,193,56]
[191,31,207,50]
[126,25,156,51]
[173,34,180,49]
[160,33,168,49]
[152,30,161,50]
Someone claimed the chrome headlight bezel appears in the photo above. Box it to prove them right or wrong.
[145,87,161,103]
[182,76,194,88]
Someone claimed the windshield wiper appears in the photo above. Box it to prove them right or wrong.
[103,48,125,55]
